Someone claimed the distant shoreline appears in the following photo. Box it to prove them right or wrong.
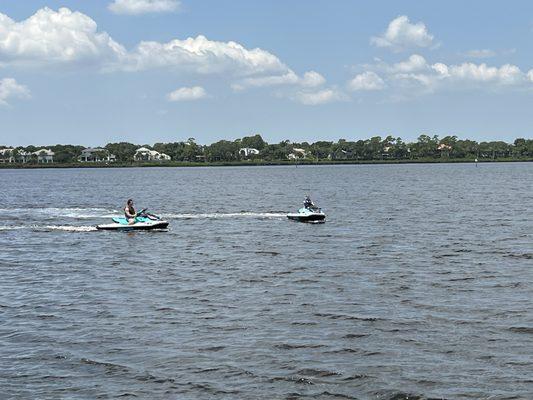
[1,158,532,169]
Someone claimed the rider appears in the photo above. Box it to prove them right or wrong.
[124,199,137,224]
[304,195,317,210]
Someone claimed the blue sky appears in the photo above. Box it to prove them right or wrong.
[1,0,533,146]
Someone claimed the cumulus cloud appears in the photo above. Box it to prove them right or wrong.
[0,7,126,66]
[0,7,332,104]
[371,15,434,52]
[293,88,346,106]
[0,78,31,105]
[231,70,325,91]
[109,0,180,15]
[120,35,289,76]
[390,54,428,73]
[348,71,386,91]
[434,62,525,85]
[167,86,207,101]
[350,55,531,99]
[0,8,291,79]
[301,71,327,87]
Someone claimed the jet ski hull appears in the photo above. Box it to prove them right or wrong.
[96,220,169,230]
[287,208,326,223]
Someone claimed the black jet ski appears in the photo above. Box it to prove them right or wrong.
[287,207,326,223]
[96,209,169,231]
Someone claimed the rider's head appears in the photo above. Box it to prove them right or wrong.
[127,199,133,206]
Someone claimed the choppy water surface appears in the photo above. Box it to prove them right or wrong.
[1,164,532,400]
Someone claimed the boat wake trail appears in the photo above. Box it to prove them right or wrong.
[0,208,287,220]
[165,212,286,219]
[0,225,97,232]
[0,207,118,219]
[37,225,98,232]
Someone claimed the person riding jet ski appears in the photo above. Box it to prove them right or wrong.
[124,199,137,224]
[304,195,319,211]
[287,195,326,222]
[96,200,169,230]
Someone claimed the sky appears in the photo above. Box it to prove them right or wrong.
[1,0,533,146]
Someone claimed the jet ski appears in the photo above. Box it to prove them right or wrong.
[287,207,326,223]
[96,209,169,231]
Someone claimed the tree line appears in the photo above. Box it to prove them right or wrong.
[2,134,533,164]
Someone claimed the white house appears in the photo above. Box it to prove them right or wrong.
[0,148,15,163]
[239,147,260,158]
[134,147,171,161]
[288,148,307,160]
[33,149,54,163]
[18,151,32,163]
[79,148,116,162]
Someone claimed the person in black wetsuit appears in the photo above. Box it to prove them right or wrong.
[124,199,137,224]
[304,195,317,210]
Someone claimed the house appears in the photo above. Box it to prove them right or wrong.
[79,148,116,162]
[239,147,260,158]
[133,147,171,161]
[437,143,452,157]
[33,149,54,163]
[0,148,15,163]
[18,151,32,163]
[288,148,307,160]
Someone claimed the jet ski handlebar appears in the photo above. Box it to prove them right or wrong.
[136,208,162,220]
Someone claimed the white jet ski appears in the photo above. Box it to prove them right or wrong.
[96,209,169,231]
[287,207,326,223]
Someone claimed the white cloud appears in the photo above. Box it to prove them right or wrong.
[293,88,346,105]
[0,7,328,101]
[122,35,288,76]
[109,0,180,15]
[167,86,207,101]
[352,55,531,99]
[0,8,290,79]
[348,71,386,91]
[301,71,326,87]
[390,54,428,73]
[437,63,524,85]
[464,49,496,59]
[371,15,434,52]
[0,78,31,105]
[0,7,126,66]
[231,70,325,91]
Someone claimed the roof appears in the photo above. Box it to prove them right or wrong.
[33,149,54,156]
[135,147,170,158]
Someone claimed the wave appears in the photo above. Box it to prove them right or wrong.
[165,212,286,219]
[38,225,98,232]
[0,225,97,232]
[0,208,286,220]
[0,207,117,219]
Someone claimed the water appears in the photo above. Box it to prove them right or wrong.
[1,164,532,400]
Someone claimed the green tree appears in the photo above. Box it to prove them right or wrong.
[240,134,267,150]
[105,142,138,162]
